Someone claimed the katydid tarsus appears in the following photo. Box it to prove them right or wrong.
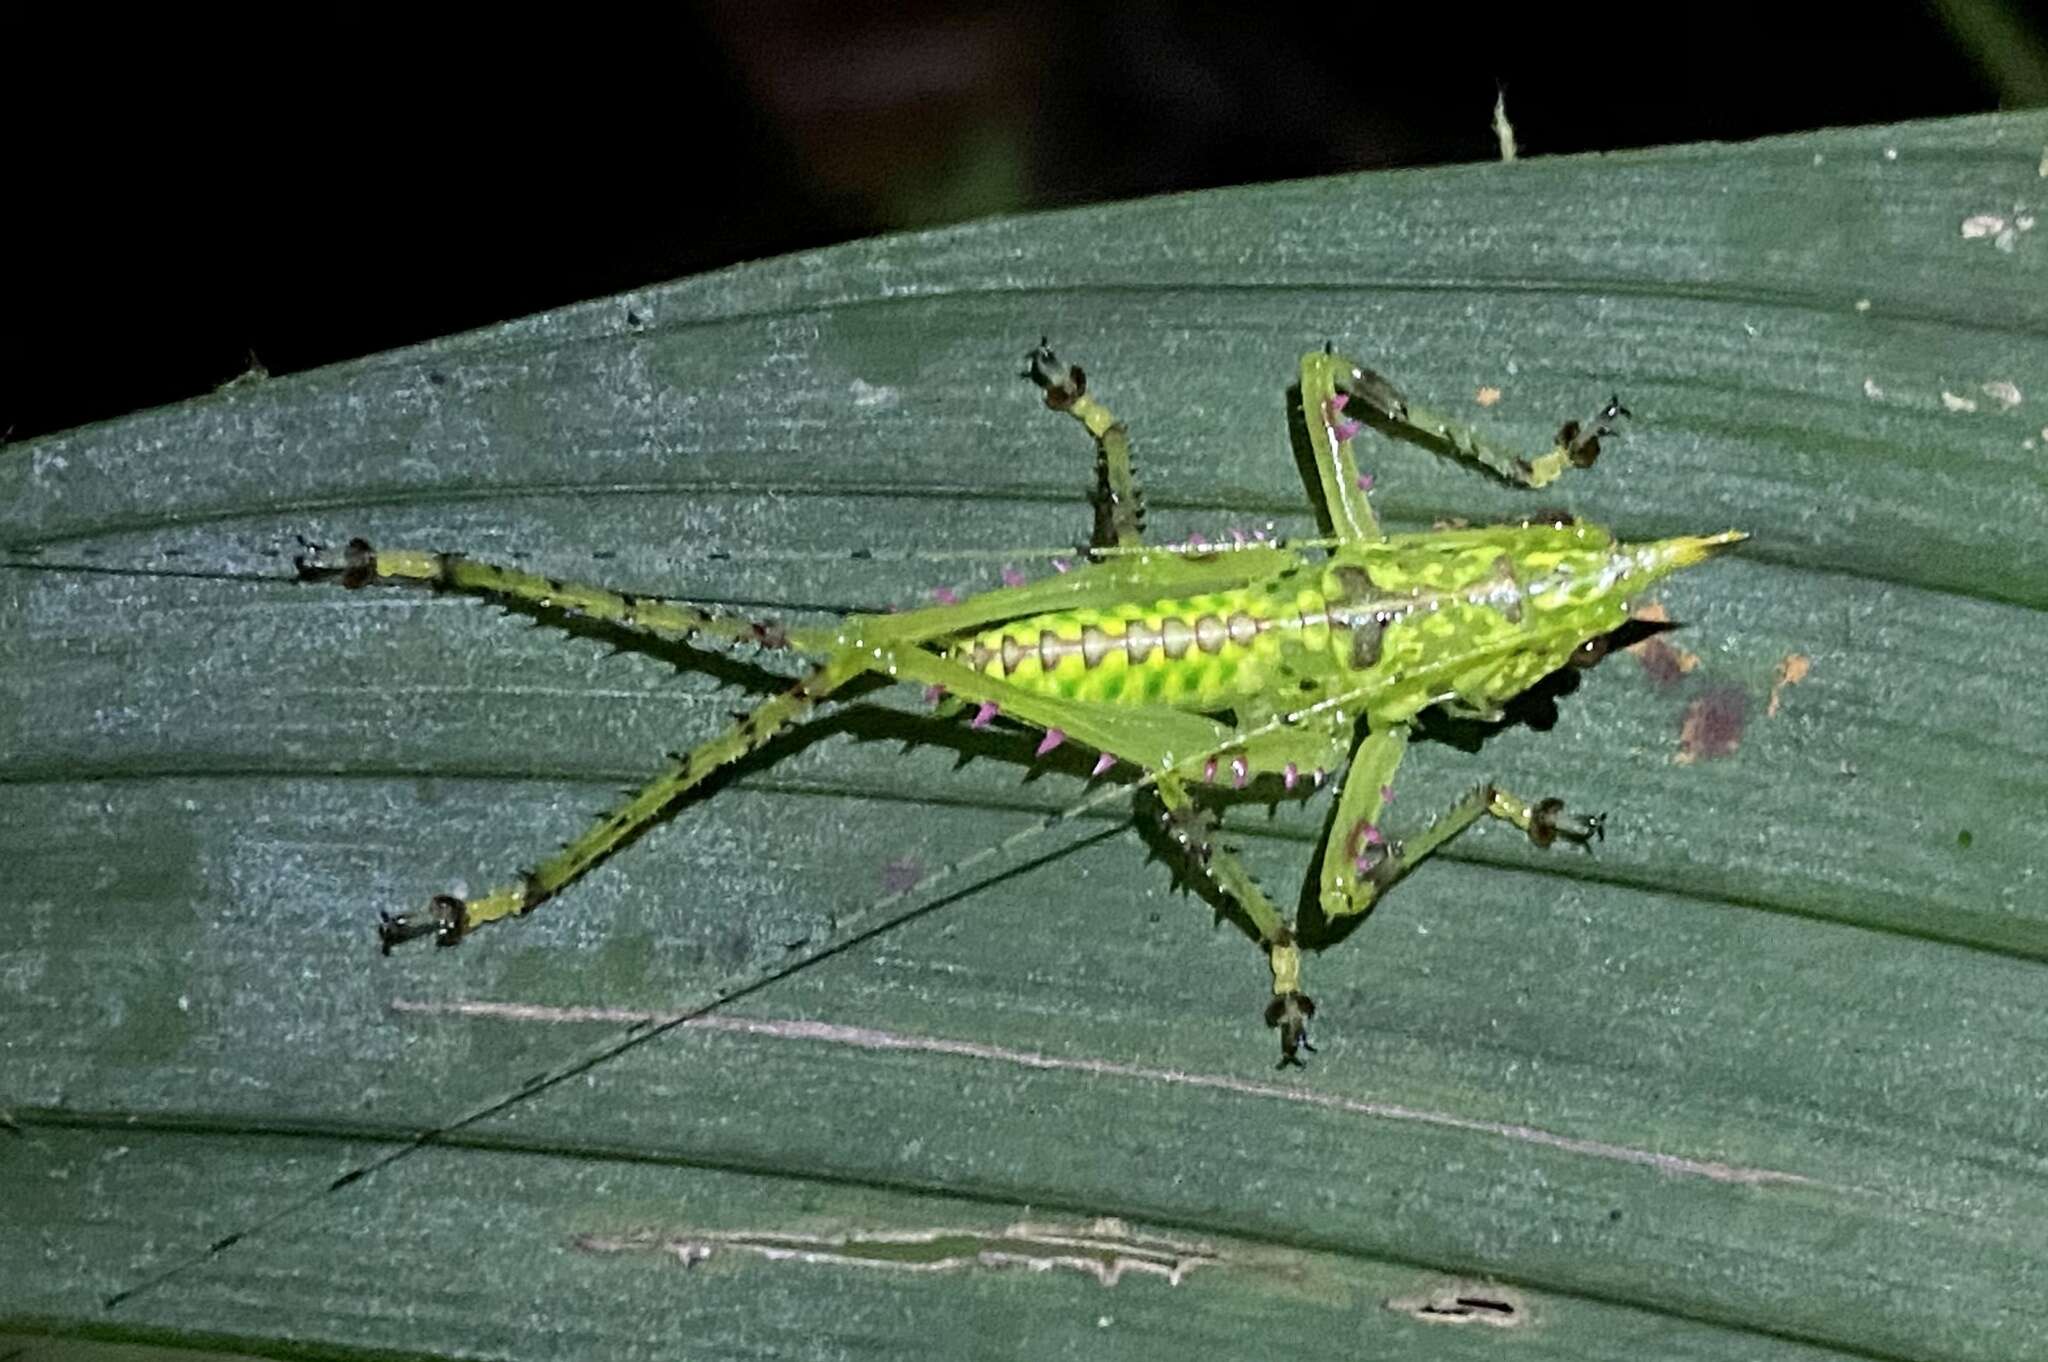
[298,344,1746,1066]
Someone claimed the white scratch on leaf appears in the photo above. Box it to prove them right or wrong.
[1981,380,2022,410]
[396,1000,1826,1189]
[574,1216,1217,1287]
[848,379,900,409]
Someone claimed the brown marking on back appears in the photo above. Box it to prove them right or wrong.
[1328,564,1373,603]
[1348,613,1385,670]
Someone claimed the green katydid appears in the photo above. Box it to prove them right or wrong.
[297,345,1744,1065]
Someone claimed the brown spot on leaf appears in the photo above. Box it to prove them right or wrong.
[1633,637,1691,689]
[1625,602,1699,689]
[1677,686,1748,764]
[1768,653,1810,717]
[880,856,924,895]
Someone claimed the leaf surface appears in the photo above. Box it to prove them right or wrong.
[5,112,2047,1361]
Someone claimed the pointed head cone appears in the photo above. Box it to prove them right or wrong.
[1618,529,1748,593]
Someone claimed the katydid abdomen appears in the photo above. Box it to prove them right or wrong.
[948,522,1739,726]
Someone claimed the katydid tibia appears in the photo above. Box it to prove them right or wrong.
[297,345,1744,1065]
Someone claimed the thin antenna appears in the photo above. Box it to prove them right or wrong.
[104,677,1382,1309]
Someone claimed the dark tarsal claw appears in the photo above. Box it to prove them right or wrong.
[1265,991,1318,1068]
[291,535,330,580]
[1529,798,1605,849]
[1558,395,1630,469]
[1023,340,1085,411]
[377,894,466,954]
[295,536,379,588]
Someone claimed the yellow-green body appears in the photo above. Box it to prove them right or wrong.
[955,522,1729,730]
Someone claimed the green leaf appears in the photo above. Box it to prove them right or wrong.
[6,112,2046,1361]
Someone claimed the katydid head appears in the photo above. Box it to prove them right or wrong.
[1552,529,1749,653]
[1463,528,1747,717]
[1334,526,1748,727]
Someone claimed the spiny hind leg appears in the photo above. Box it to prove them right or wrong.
[1024,341,1145,553]
[868,635,1345,1064]
[377,655,868,950]
[294,538,861,946]
[295,538,828,653]
[1150,770,1324,1067]
[1151,715,1354,1067]
[1310,349,1627,492]
[1319,728,1605,924]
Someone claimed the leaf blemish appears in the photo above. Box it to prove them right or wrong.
[848,378,900,409]
[573,1217,1219,1287]
[397,1003,1826,1187]
[1625,603,1698,689]
[1386,1280,1530,1329]
[880,855,924,894]
[1960,205,2034,252]
[1768,653,1810,717]
[1677,685,1748,764]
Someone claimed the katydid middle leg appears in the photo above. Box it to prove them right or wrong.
[869,630,1364,1063]
[1026,341,1146,554]
[1317,724,1605,925]
[1304,349,1628,498]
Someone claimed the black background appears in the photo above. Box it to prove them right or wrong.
[9,3,2043,440]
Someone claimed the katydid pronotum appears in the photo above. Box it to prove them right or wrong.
[298,345,1744,1066]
